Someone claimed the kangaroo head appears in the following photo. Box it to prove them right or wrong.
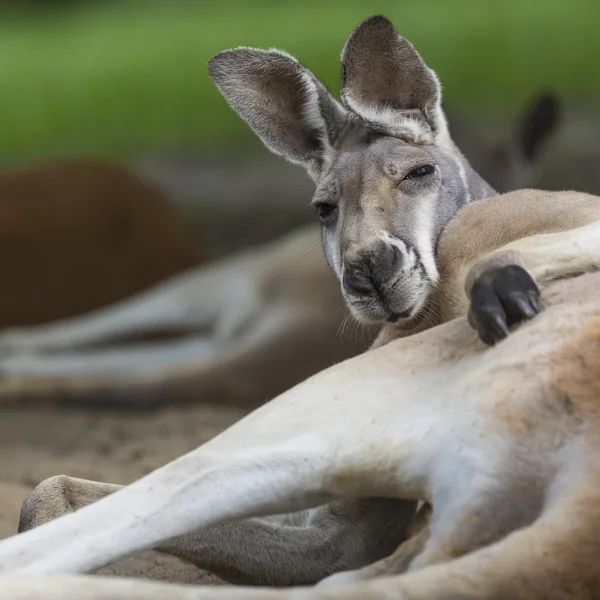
[208,15,496,324]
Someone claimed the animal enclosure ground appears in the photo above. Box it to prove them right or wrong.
[0,401,247,584]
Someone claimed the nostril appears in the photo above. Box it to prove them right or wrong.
[343,271,375,297]
[378,243,395,274]
[371,243,402,290]
[390,244,403,270]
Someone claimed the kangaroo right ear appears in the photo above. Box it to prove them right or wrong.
[208,48,347,180]
[340,15,447,144]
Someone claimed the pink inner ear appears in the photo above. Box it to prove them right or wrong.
[339,16,442,137]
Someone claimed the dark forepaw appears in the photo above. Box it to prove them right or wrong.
[469,265,540,346]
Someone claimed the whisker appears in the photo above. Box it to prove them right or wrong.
[337,311,354,341]
[297,236,322,262]
[349,316,373,347]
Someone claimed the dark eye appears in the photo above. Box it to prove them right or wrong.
[403,164,435,180]
[315,203,337,221]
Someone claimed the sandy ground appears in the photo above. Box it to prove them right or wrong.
[0,401,250,585]
[0,153,313,586]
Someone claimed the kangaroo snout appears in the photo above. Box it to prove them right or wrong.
[342,242,403,298]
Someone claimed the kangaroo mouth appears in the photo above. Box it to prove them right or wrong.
[342,257,432,325]
[345,287,427,325]
[386,309,413,323]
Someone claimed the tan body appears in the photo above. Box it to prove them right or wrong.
[0,159,203,327]
[1,189,600,600]
[375,188,600,346]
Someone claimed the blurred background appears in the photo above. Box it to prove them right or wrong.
[0,1,599,570]
[2,0,600,258]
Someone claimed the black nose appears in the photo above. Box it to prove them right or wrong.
[343,243,403,297]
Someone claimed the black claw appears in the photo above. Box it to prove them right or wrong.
[511,294,537,320]
[527,290,540,314]
[491,313,510,338]
[478,328,497,347]
[469,265,542,346]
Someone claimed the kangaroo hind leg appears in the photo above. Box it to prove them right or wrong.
[0,433,339,575]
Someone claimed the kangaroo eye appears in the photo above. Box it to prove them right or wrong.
[404,164,435,180]
[316,203,337,221]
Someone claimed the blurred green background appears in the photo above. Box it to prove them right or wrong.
[1,0,599,167]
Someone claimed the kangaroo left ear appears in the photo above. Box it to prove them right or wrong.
[208,47,347,181]
[515,92,561,162]
[340,15,448,144]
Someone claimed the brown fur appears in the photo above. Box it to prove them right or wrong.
[0,159,203,327]
[552,315,600,422]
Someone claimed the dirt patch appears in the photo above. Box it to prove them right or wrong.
[0,402,248,584]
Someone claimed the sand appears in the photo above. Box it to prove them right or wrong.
[0,154,306,586]
[0,153,317,586]
[0,401,250,585]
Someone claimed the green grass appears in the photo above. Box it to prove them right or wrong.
[1,0,599,166]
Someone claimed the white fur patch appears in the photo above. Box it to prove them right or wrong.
[344,96,434,145]
[379,194,439,285]
[299,71,328,133]
[412,192,440,283]
[235,47,344,181]
[448,153,472,204]
[379,232,418,276]
[330,242,343,280]
[379,231,408,255]
[298,70,340,178]
[265,49,344,178]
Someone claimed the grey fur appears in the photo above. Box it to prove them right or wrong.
[209,15,495,324]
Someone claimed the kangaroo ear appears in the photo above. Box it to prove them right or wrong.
[515,92,561,162]
[340,15,446,143]
[208,48,347,180]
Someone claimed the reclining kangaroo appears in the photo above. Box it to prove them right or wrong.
[3,171,600,599]
[1,17,600,600]
[0,93,558,406]
[0,159,204,328]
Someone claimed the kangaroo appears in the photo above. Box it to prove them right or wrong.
[2,16,600,597]
[0,159,203,328]
[534,102,600,195]
[3,186,600,600]
[0,27,559,408]
[445,92,560,194]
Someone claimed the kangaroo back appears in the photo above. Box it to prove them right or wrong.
[0,160,204,327]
